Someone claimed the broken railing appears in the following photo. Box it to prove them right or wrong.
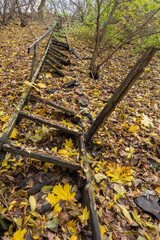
[85,47,157,143]
[0,23,57,151]
[0,22,157,240]
[28,23,57,79]
[0,24,102,240]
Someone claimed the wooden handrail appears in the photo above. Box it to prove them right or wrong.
[28,23,57,54]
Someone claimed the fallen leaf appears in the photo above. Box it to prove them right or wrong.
[100,225,106,237]
[29,195,36,212]
[118,204,133,223]
[79,206,89,225]
[37,82,47,88]
[95,173,107,183]
[10,128,19,139]
[69,236,77,240]
[128,123,139,133]
[13,228,26,240]
[45,218,59,229]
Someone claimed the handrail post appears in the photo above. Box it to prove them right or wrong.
[30,43,38,80]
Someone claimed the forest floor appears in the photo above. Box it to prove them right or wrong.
[0,18,160,240]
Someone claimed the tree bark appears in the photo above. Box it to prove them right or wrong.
[90,0,119,79]
[15,0,28,27]
[38,0,46,21]
[2,0,7,24]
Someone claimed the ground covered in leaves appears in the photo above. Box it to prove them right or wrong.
[0,18,160,240]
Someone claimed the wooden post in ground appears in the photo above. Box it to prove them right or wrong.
[85,47,157,143]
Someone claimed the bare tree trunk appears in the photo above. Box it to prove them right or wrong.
[38,0,46,21]
[2,0,8,24]
[15,0,28,27]
[90,2,159,79]
[90,0,119,79]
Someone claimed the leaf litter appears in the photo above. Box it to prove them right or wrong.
[0,19,160,240]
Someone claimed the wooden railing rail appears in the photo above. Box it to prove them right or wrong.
[28,23,57,80]
[28,23,57,53]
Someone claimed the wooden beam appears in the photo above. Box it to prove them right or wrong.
[79,137,101,240]
[28,95,76,116]
[49,47,68,58]
[18,111,81,137]
[85,47,157,143]
[46,55,64,69]
[28,23,57,54]
[44,60,64,77]
[51,41,69,50]
[2,143,80,171]
[48,50,71,65]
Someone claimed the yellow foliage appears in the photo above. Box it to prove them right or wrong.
[13,228,26,240]
[128,123,139,133]
[106,162,133,184]
[69,236,77,240]
[1,115,9,122]
[10,128,19,139]
[57,138,78,159]
[78,206,89,225]
[100,225,106,238]
[48,183,76,208]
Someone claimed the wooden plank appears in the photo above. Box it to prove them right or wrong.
[79,137,101,240]
[48,50,71,65]
[46,55,64,69]
[44,59,64,77]
[30,44,37,80]
[18,111,81,137]
[52,39,69,47]
[28,95,76,116]
[51,41,69,50]
[49,47,68,58]
[28,23,57,53]
[85,47,157,143]
[2,143,80,171]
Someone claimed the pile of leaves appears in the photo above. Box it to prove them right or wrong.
[0,18,160,240]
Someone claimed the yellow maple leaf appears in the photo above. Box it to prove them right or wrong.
[68,219,77,235]
[10,128,19,139]
[13,228,26,240]
[128,123,139,133]
[64,138,74,149]
[79,206,89,225]
[57,139,78,159]
[68,219,76,231]
[48,183,76,207]
[1,115,9,122]
[100,225,106,238]
[106,162,133,184]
